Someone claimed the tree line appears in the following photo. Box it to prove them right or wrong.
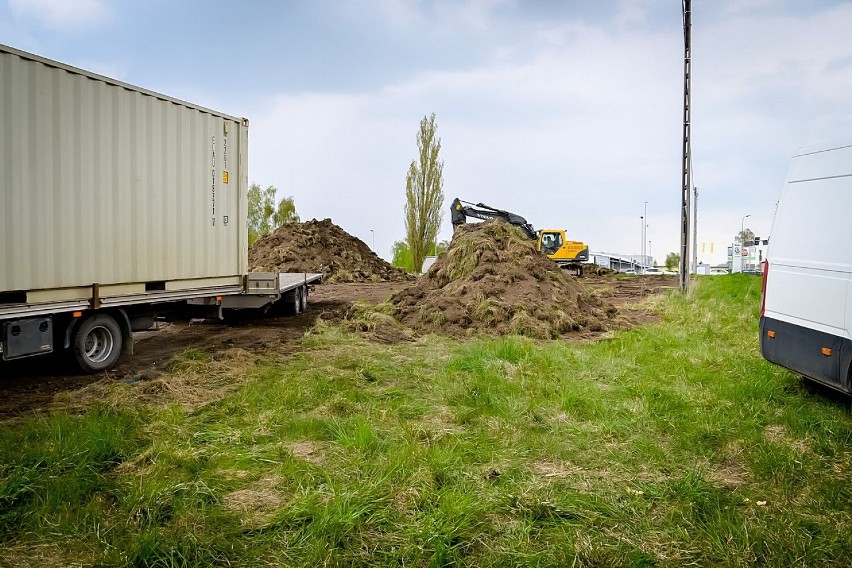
[247,184,299,245]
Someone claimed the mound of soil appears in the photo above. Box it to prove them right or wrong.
[389,221,621,339]
[583,264,617,277]
[249,219,412,284]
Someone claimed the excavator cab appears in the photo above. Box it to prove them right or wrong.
[539,231,561,255]
[537,230,590,276]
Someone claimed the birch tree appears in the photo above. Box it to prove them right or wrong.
[273,196,300,227]
[248,184,300,245]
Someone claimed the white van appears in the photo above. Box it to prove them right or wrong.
[760,138,852,394]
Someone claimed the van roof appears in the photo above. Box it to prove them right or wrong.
[795,138,852,157]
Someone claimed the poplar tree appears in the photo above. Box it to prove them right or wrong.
[405,113,444,273]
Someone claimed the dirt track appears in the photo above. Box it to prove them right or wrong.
[0,277,676,419]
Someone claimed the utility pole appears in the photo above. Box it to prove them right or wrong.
[679,0,692,291]
[644,201,648,270]
[692,186,698,273]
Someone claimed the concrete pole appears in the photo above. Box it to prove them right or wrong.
[643,201,648,270]
[679,0,692,291]
[692,186,698,273]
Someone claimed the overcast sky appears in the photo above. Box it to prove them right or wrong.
[3,0,852,264]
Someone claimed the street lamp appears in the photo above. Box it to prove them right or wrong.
[740,214,751,241]
[648,240,652,264]
[370,229,375,251]
[639,216,644,271]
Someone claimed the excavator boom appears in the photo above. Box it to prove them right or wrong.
[450,198,538,240]
[450,196,590,275]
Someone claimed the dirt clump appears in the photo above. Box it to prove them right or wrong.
[249,219,412,284]
[388,221,622,339]
[583,264,617,277]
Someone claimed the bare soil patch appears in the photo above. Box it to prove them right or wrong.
[582,274,679,307]
[249,219,412,284]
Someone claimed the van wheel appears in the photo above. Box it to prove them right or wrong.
[72,314,123,373]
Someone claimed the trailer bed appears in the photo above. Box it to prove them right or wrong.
[0,273,323,320]
[274,273,323,292]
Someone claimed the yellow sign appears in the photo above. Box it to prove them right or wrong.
[222,171,229,184]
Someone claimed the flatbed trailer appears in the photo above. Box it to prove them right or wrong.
[0,44,322,373]
[0,272,323,373]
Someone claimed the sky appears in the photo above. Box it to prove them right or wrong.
[3,0,852,265]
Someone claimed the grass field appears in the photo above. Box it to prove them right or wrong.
[1,275,851,567]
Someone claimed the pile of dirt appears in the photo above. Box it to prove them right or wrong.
[388,221,622,339]
[583,264,618,277]
[249,219,412,284]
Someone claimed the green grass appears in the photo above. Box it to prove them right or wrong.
[1,274,851,566]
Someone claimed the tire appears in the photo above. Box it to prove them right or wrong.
[72,314,123,373]
[286,287,302,315]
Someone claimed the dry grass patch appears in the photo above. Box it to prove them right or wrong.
[285,440,326,465]
[707,459,750,487]
[763,424,812,454]
[0,540,98,568]
[221,476,286,528]
[533,460,584,479]
[51,348,259,413]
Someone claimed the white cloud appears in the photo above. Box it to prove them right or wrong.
[615,0,661,27]
[721,0,785,18]
[346,0,508,32]
[8,0,112,31]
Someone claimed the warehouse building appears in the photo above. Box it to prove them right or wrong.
[590,252,648,273]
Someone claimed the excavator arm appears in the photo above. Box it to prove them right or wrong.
[450,196,590,276]
[450,198,538,240]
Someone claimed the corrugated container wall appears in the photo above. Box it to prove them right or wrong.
[0,45,248,295]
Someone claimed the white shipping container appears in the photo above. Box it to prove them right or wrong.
[0,44,248,301]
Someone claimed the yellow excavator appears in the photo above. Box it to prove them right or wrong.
[450,198,590,276]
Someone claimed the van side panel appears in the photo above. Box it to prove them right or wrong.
[762,140,852,394]
[765,146,852,336]
[760,316,849,390]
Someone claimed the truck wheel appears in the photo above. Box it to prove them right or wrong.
[287,287,302,315]
[72,314,123,373]
[300,286,308,312]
